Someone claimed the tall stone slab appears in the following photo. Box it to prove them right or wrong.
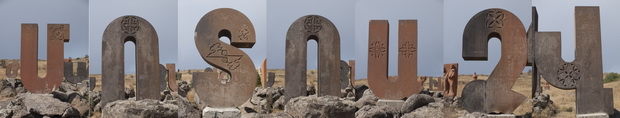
[5,60,19,78]
[101,16,161,107]
[261,58,267,88]
[64,62,89,84]
[442,63,458,97]
[527,7,542,99]
[348,60,355,87]
[193,8,258,107]
[166,63,178,92]
[367,20,421,100]
[534,7,613,115]
[21,24,69,93]
[159,64,167,92]
[285,15,341,101]
[340,60,350,89]
[461,9,527,113]
[267,72,275,87]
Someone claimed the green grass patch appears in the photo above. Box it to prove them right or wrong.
[604,73,620,83]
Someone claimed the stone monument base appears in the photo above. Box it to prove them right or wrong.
[484,114,516,118]
[377,99,404,111]
[202,107,241,118]
[576,113,609,118]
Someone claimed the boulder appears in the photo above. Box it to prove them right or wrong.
[249,87,284,114]
[202,107,240,118]
[125,88,136,99]
[102,99,178,118]
[401,94,434,113]
[354,85,369,101]
[355,105,400,118]
[401,102,445,118]
[272,95,286,110]
[354,89,378,108]
[284,96,357,118]
[306,85,316,96]
[178,80,190,97]
[7,93,79,117]
[176,96,201,118]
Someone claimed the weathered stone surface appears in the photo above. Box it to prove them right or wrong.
[534,6,613,115]
[89,77,96,91]
[166,63,179,92]
[5,60,19,78]
[340,60,350,89]
[103,99,178,118]
[348,60,355,87]
[306,85,316,96]
[176,96,201,118]
[355,105,399,118]
[354,85,369,101]
[354,89,378,109]
[261,58,267,88]
[160,64,167,92]
[248,87,284,114]
[401,94,434,113]
[8,93,80,117]
[267,72,275,87]
[193,8,258,108]
[461,8,527,113]
[272,95,286,110]
[64,62,89,84]
[285,96,356,118]
[527,7,542,98]
[202,107,240,118]
[177,80,190,97]
[285,15,341,101]
[402,102,445,118]
[367,20,421,100]
[442,63,458,97]
[101,16,162,107]
[21,24,69,93]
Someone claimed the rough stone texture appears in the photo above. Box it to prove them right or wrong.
[64,62,89,84]
[7,93,79,117]
[367,20,421,100]
[306,85,316,96]
[348,60,355,87]
[285,15,341,102]
[5,60,19,78]
[402,102,445,118]
[267,72,275,87]
[21,24,69,93]
[354,85,369,101]
[103,99,178,118]
[178,80,190,97]
[102,16,162,107]
[355,89,378,108]
[534,7,614,115]
[202,107,241,118]
[285,96,356,118]
[401,94,435,113]
[193,8,258,108]
[340,60,351,89]
[166,63,179,92]
[175,96,202,118]
[442,63,458,97]
[248,87,284,114]
[461,8,527,113]
[576,113,610,118]
[355,105,399,118]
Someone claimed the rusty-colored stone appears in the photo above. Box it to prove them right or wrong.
[348,60,355,87]
[340,60,350,89]
[5,60,19,78]
[21,24,69,93]
[101,16,161,107]
[64,62,89,84]
[285,15,341,101]
[442,63,458,97]
[193,8,258,107]
[534,7,613,115]
[461,9,527,113]
[166,63,178,92]
[367,20,421,100]
[417,76,427,89]
[261,58,267,88]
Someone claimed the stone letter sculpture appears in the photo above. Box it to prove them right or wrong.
[442,63,458,97]
[21,24,69,93]
[101,16,161,107]
[193,8,258,107]
[367,20,422,100]
[461,9,527,113]
[166,63,178,92]
[285,15,341,101]
[534,6,613,115]
[64,62,89,84]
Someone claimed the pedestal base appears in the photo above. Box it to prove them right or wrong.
[202,107,241,118]
[377,99,405,111]
[576,113,609,118]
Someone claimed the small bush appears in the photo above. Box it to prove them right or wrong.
[604,73,620,83]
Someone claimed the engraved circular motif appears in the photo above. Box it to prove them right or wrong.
[556,63,580,88]
[304,15,322,33]
[121,16,140,34]
[51,25,65,41]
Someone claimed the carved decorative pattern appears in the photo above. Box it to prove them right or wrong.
[557,63,580,88]
[369,41,386,58]
[121,16,140,34]
[486,9,504,31]
[51,25,65,41]
[238,24,249,41]
[206,42,243,70]
[399,41,416,58]
[304,16,322,33]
